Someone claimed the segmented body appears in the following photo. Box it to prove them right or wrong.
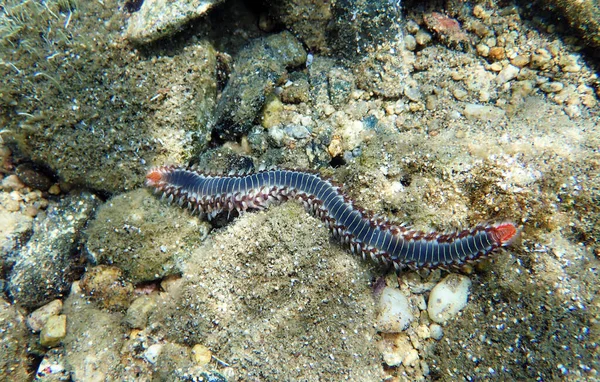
[146,166,517,271]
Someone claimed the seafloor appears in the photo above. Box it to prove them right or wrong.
[0,0,599,381]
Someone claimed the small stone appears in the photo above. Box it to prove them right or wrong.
[4,199,20,212]
[191,344,212,366]
[540,82,564,93]
[47,184,61,195]
[375,287,414,333]
[496,64,519,84]
[476,43,490,57]
[510,54,530,68]
[15,163,52,191]
[328,138,344,158]
[452,88,468,101]
[406,20,420,34]
[488,46,505,61]
[415,29,432,46]
[1,174,24,191]
[261,96,284,129]
[144,343,163,364]
[404,34,416,51]
[416,324,431,339]
[430,323,444,340]
[427,274,471,324]
[403,348,420,367]
[404,85,422,102]
[463,103,505,121]
[489,62,503,72]
[530,48,552,69]
[40,314,67,347]
[473,4,486,19]
[126,0,224,44]
[125,296,157,329]
[27,299,63,332]
[79,265,134,311]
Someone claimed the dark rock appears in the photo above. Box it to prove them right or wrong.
[8,192,99,309]
[212,31,306,141]
[327,0,403,57]
[15,163,53,191]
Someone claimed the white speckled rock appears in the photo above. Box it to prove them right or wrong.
[375,287,414,333]
[126,0,224,44]
[427,274,471,324]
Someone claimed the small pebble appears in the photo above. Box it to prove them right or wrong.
[144,344,163,364]
[427,274,471,324]
[430,324,444,340]
[488,46,506,61]
[452,88,468,101]
[27,299,63,332]
[415,30,432,46]
[40,315,67,347]
[406,20,420,34]
[48,184,61,195]
[540,82,564,93]
[376,287,415,333]
[192,344,212,366]
[510,54,530,68]
[404,34,416,51]
[476,44,490,57]
[496,64,519,84]
[15,163,52,191]
[1,174,25,191]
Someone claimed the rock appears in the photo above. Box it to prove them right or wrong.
[15,163,53,191]
[126,295,157,329]
[463,103,506,122]
[27,299,63,332]
[35,350,68,380]
[62,287,126,381]
[79,265,134,311]
[1,174,25,191]
[427,274,471,324]
[269,0,402,56]
[0,299,30,380]
[85,189,206,284]
[356,51,412,98]
[375,287,415,333]
[0,209,33,290]
[328,0,402,56]
[148,203,382,380]
[378,333,417,367]
[423,12,469,49]
[8,192,99,309]
[537,0,600,49]
[429,323,443,340]
[153,342,194,381]
[143,343,163,365]
[191,344,212,366]
[126,0,225,44]
[280,74,311,104]
[496,64,520,84]
[40,314,67,347]
[213,31,306,141]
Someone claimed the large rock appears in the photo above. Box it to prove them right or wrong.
[212,31,306,141]
[8,192,99,309]
[126,0,225,44]
[84,189,210,284]
[149,202,384,380]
